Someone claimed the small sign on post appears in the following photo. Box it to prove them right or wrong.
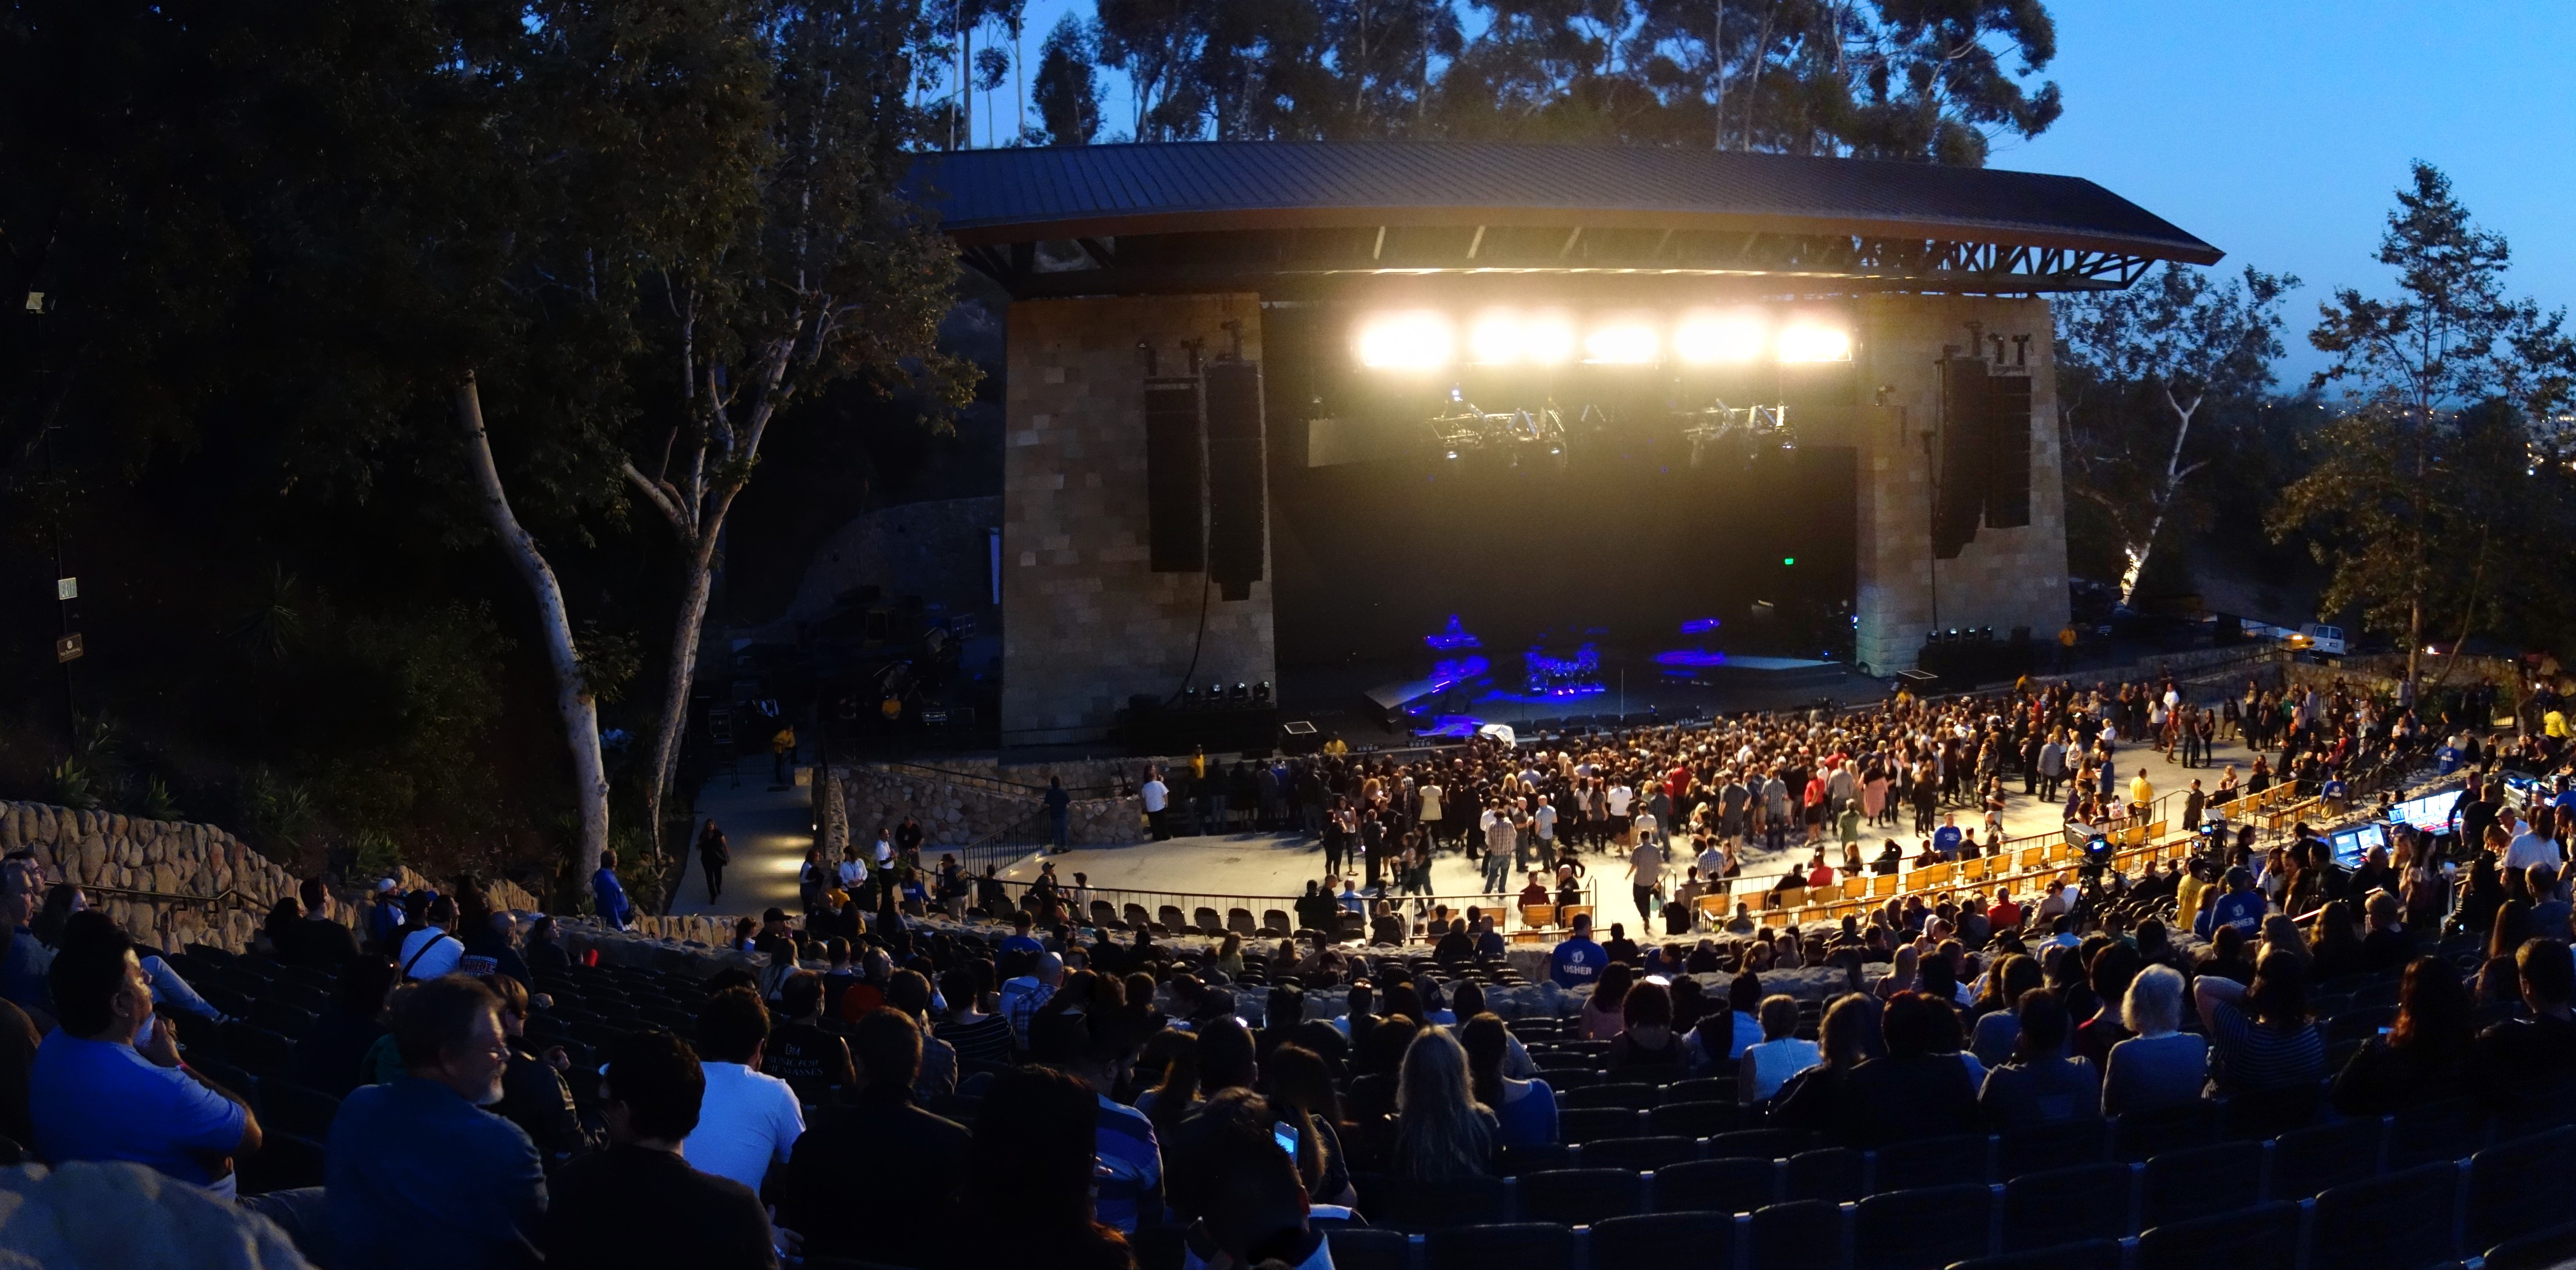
[55,633,83,663]
[55,577,76,602]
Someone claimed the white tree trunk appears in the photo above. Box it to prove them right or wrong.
[457,373,612,890]
[641,534,720,878]
[2118,386,2208,608]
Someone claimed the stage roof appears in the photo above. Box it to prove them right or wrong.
[909,142,2222,300]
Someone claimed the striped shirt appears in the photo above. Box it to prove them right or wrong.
[2204,1000,2324,1093]
[1094,1095,1163,1233]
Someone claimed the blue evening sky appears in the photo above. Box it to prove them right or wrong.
[977,0,2575,385]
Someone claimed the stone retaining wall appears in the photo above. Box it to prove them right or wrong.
[833,761,1141,852]
[2,799,296,953]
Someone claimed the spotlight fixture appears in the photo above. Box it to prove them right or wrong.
[1581,321,1660,365]
[1673,312,1766,364]
[1777,325,1854,363]
[1466,311,1576,366]
[1355,312,1453,370]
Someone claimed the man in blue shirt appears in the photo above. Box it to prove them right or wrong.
[1932,815,1965,860]
[998,912,1045,957]
[329,974,546,1269]
[1550,914,1607,989]
[30,915,261,1190]
[593,860,632,930]
[2193,867,2268,940]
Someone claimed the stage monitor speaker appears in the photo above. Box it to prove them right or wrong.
[1935,356,1990,559]
[1143,375,1205,572]
[1203,356,1267,600]
[1985,372,2033,528]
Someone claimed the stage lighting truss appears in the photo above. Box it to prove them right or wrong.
[1426,399,1576,467]
[1678,399,1797,468]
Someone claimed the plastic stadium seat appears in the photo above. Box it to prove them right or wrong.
[2112,1102,2220,1161]
[1323,1227,1411,1270]
[1706,1128,1804,1161]
[1581,1135,1698,1172]
[1644,1099,1736,1139]
[1193,907,1224,936]
[2469,1126,2576,1250]
[237,1131,326,1195]
[1660,1077,1735,1105]
[1996,1118,2109,1178]
[1785,1147,1866,1203]
[1497,1144,1572,1176]
[1427,1222,1574,1270]
[1544,1068,1602,1091]
[2220,1083,2320,1139]
[1226,908,1258,936]
[2140,1140,2264,1227]
[1515,1168,1645,1226]
[2387,1096,2487,1169]
[1376,1176,1508,1232]
[2482,1218,2576,1270]
[2269,1116,2384,1197]
[1947,1239,2125,1270]
[1594,1212,1739,1266]
[1854,1183,1994,1270]
[1262,909,1294,938]
[2310,1161,2466,1270]
[1560,1082,1655,1110]
[184,1056,258,1104]
[2000,1162,2135,1251]
[257,1080,342,1141]
[1559,1108,1648,1145]
[2131,1200,2303,1270]
[1654,1157,1779,1214]
[247,999,317,1041]
[1749,1200,1848,1270]
[1869,1133,1990,1192]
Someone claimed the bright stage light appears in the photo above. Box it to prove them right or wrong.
[1583,320,1660,365]
[1673,313,1766,364]
[1776,325,1853,363]
[1356,312,1454,370]
[1466,311,1575,365]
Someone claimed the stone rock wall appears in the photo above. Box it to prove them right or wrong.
[834,761,1143,852]
[1,799,296,953]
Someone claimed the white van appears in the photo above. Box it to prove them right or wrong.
[2294,623,2347,656]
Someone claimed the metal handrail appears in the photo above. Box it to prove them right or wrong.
[973,874,1603,936]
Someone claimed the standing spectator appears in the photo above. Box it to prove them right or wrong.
[1626,835,1664,924]
[698,820,732,906]
[30,915,261,1188]
[680,987,805,1196]
[770,722,797,787]
[969,1065,1136,1268]
[592,858,632,932]
[538,1030,780,1269]
[1142,767,1172,841]
[1391,1026,1495,1181]
[329,975,545,1270]
[1978,989,2099,1128]
[780,1009,971,1267]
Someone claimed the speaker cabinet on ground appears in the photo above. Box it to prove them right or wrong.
[1934,356,1990,559]
[1143,375,1205,572]
[1203,357,1267,600]
[1985,372,2033,528]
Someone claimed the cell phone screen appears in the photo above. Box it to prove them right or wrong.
[1272,1120,1298,1157]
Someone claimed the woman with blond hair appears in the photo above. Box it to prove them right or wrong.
[1391,1025,1497,1181]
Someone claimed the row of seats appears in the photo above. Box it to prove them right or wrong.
[1280,1125,2576,1270]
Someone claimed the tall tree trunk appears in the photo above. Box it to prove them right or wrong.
[640,530,720,886]
[2118,386,2207,607]
[1711,0,1727,149]
[457,373,611,891]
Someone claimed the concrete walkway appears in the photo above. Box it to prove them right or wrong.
[666,758,814,919]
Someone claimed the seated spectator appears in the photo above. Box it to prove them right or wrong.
[1738,995,1820,1104]
[396,896,466,980]
[30,914,260,1190]
[524,915,571,974]
[2194,951,2325,1096]
[1968,953,2044,1067]
[2331,956,2473,1116]
[292,956,396,1100]
[2072,943,2141,1066]
[275,879,361,970]
[462,906,534,988]
[2197,923,2256,985]
[2306,900,2366,983]
[1461,1013,1556,1150]
[1182,1118,1331,1270]
[680,986,803,1197]
[538,1030,780,1269]
[1574,960,1627,1040]
[1606,980,1686,1075]
[998,951,1064,1050]
[2358,892,2415,973]
[0,997,37,1150]
[2471,937,2576,1111]
[1683,971,1765,1074]
[1834,993,1978,1146]
[483,973,595,1170]
[968,1065,1135,1269]
[1980,989,2099,1128]
[762,971,855,1106]
[1390,1025,1495,1181]
[779,1009,971,1268]
[1262,1043,1358,1209]
[328,975,545,1269]
[886,969,958,1101]
[1058,1007,1163,1234]
[2529,865,2573,942]
[2103,964,2206,1116]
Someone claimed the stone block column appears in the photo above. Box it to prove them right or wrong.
[1850,294,2071,674]
[1001,295,1275,744]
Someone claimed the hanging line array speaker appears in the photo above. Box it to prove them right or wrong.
[1934,355,1990,560]
[1203,356,1267,601]
[1143,374,1206,573]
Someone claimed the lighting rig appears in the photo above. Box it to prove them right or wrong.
[1677,399,1797,468]
[1425,396,1579,467]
